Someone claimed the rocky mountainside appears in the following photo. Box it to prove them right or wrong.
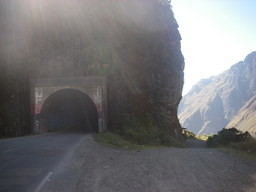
[227,95,256,137]
[178,51,256,135]
[0,0,184,142]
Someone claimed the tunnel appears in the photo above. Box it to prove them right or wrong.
[40,89,98,133]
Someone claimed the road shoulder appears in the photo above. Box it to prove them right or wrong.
[40,135,256,192]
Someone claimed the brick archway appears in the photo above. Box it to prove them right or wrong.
[30,77,107,134]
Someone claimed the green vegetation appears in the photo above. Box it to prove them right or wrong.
[195,134,211,141]
[182,128,196,139]
[93,132,140,149]
[94,114,185,149]
[228,139,256,157]
[93,132,171,150]
[219,146,256,162]
[207,127,256,157]
[121,114,184,147]
[207,128,252,147]
[182,128,211,141]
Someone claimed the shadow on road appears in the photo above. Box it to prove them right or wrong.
[186,138,206,148]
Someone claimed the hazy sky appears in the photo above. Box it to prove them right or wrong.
[171,0,256,95]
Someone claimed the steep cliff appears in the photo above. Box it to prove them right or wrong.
[179,51,256,135]
[0,0,184,142]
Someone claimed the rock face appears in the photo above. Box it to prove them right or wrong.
[178,51,256,135]
[0,0,184,140]
[227,95,256,137]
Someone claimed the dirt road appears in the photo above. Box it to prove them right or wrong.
[41,135,256,192]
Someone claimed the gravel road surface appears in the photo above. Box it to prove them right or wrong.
[40,135,256,192]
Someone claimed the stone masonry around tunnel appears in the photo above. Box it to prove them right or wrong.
[30,77,107,134]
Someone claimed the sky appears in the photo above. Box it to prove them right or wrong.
[171,0,256,95]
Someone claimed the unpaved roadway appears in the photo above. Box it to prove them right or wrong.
[40,135,256,192]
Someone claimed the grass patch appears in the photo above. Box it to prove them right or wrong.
[122,115,184,147]
[195,134,211,141]
[93,132,173,150]
[94,114,185,149]
[122,125,183,147]
[217,139,256,162]
[229,139,256,157]
[93,132,138,149]
[219,147,256,162]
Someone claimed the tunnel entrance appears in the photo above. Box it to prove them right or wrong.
[31,77,107,134]
[40,89,98,133]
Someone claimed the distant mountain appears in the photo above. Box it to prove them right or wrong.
[227,95,256,137]
[178,51,256,135]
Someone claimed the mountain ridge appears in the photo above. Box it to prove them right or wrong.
[227,95,256,137]
[178,51,256,135]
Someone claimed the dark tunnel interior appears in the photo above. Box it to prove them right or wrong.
[40,89,98,133]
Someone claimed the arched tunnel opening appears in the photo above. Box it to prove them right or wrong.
[40,89,98,133]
